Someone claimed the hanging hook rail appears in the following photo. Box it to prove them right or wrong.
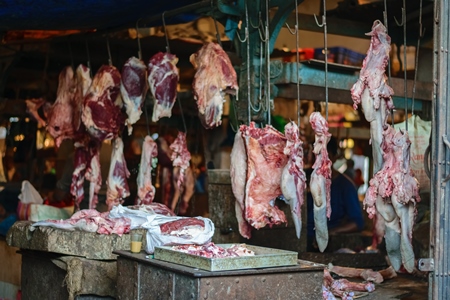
[412,0,425,116]
[106,34,113,66]
[314,0,329,121]
[135,18,143,60]
[162,11,171,54]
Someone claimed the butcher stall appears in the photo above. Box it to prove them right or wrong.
[0,0,448,299]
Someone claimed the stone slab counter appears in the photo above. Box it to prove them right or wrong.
[6,221,147,260]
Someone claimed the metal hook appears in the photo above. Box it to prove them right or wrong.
[249,11,262,29]
[235,27,248,43]
[314,14,325,28]
[135,18,143,60]
[177,96,188,133]
[212,16,223,47]
[286,0,299,35]
[394,8,405,26]
[162,11,171,54]
[106,34,113,66]
[285,23,298,35]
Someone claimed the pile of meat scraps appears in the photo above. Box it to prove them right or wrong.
[172,242,255,258]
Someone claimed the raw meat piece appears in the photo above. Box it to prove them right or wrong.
[323,269,375,300]
[136,135,158,205]
[121,57,147,135]
[160,217,204,235]
[243,122,288,229]
[46,66,78,147]
[170,132,191,189]
[230,129,252,239]
[171,165,195,215]
[25,98,51,127]
[74,64,92,133]
[127,203,175,216]
[106,137,131,211]
[364,126,420,273]
[309,112,332,252]
[190,42,238,128]
[328,263,386,284]
[280,121,307,239]
[70,143,90,208]
[85,141,102,209]
[148,52,179,122]
[172,243,255,258]
[82,65,124,141]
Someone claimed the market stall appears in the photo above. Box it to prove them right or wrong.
[0,0,446,299]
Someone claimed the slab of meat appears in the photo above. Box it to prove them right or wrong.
[328,263,397,284]
[74,64,92,133]
[365,126,420,273]
[323,269,375,300]
[25,98,51,127]
[121,57,147,135]
[136,135,158,205]
[70,143,90,208]
[85,141,102,209]
[148,52,179,122]
[243,122,288,229]
[127,203,176,216]
[171,165,195,215]
[280,121,307,239]
[106,137,130,210]
[82,65,124,141]
[230,129,252,239]
[350,20,397,255]
[190,42,238,128]
[46,66,78,147]
[309,112,332,252]
[170,132,191,189]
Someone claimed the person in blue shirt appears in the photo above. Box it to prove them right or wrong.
[306,136,364,252]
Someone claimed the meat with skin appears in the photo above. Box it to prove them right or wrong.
[230,129,252,239]
[327,263,396,284]
[46,66,77,147]
[280,121,307,239]
[74,64,92,133]
[243,122,288,229]
[136,135,158,205]
[170,132,191,189]
[190,42,238,128]
[364,126,420,273]
[148,52,179,122]
[84,140,102,209]
[127,203,176,216]
[82,65,124,141]
[160,218,204,235]
[70,143,90,208]
[25,98,51,127]
[171,166,195,215]
[121,57,147,135]
[323,269,375,300]
[106,137,131,211]
[309,112,332,252]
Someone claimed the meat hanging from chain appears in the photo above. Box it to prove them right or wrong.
[136,135,158,205]
[190,42,238,129]
[242,122,288,230]
[309,112,332,252]
[148,52,179,122]
[280,121,307,239]
[230,129,252,239]
[46,66,78,147]
[82,65,124,141]
[106,137,131,211]
[364,126,420,273]
[121,57,148,135]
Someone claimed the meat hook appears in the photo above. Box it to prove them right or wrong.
[105,34,113,66]
[135,18,143,60]
[383,0,395,126]
[394,8,405,27]
[314,0,329,121]
[212,16,223,47]
[412,0,425,116]
[265,0,272,125]
[398,0,408,131]
[85,39,92,76]
[67,40,74,70]
[162,11,171,54]
[441,135,450,183]
[177,96,188,134]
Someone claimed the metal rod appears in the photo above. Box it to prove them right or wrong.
[383,0,395,126]
[106,34,113,66]
[400,1,408,131]
[136,19,143,60]
[85,39,92,75]
[68,41,74,69]
[294,0,300,127]
[143,100,150,136]
[213,16,222,47]
[177,96,188,133]
[141,1,212,27]
[412,0,425,116]
[266,0,271,125]
[162,11,171,54]
[245,1,251,124]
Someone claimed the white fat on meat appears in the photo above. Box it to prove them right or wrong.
[280,121,307,239]
[171,166,195,215]
[230,129,252,239]
[148,52,179,122]
[170,132,191,189]
[106,137,131,211]
[190,42,238,129]
[242,122,288,229]
[309,112,332,252]
[121,57,148,135]
[136,135,158,205]
[74,64,92,133]
[85,142,102,210]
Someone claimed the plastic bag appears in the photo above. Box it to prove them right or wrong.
[18,180,43,204]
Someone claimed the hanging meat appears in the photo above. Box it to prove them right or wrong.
[106,137,131,210]
[46,66,77,147]
[170,131,191,189]
[242,122,288,230]
[309,112,332,252]
[280,121,307,239]
[82,65,124,141]
[25,98,51,127]
[70,142,90,208]
[121,57,148,135]
[230,129,253,239]
[350,20,404,270]
[136,135,158,205]
[364,126,420,273]
[190,42,238,129]
[171,165,195,215]
[84,140,102,209]
[74,64,92,133]
[148,52,179,122]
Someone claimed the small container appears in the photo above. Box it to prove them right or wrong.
[130,233,143,253]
